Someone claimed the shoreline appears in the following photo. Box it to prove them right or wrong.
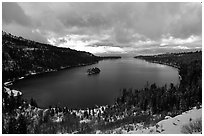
[3,61,99,87]
[3,58,119,112]
[4,57,181,111]
[2,57,194,133]
[134,58,180,69]
[4,57,123,87]
[135,58,182,81]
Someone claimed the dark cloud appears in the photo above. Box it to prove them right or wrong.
[2,2,31,26]
[3,23,47,43]
[2,2,202,55]
[168,3,202,38]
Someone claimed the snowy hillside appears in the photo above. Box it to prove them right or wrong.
[97,107,202,134]
[129,107,202,134]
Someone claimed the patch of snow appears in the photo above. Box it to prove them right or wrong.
[72,131,79,134]
[128,108,202,134]
[164,116,172,119]
[19,77,24,80]
[4,81,13,86]
[96,130,102,134]
[80,119,91,124]
[30,72,36,75]
[53,116,63,123]
[4,87,22,96]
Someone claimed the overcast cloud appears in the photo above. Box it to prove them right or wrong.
[2,2,202,55]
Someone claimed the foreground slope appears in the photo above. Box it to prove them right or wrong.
[128,107,202,134]
[96,107,202,134]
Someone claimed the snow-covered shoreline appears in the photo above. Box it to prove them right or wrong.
[3,61,99,88]
[3,86,109,124]
[4,86,22,96]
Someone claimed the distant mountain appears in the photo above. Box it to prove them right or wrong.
[2,31,99,82]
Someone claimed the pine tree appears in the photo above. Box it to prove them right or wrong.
[17,114,27,134]
[8,117,18,134]
[30,98,38,107]
[16,92,22,108]
[9,91,16,113]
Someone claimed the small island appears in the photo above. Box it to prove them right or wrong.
[87,67,101,75]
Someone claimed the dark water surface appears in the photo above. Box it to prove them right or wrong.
[12,58,179,109]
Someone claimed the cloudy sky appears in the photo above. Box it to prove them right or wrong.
[2,2,202,56]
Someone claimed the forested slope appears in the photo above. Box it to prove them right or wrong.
[134,51,202,112]
[2,31,99,82]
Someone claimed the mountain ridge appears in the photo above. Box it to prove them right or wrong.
[2,31,99,82]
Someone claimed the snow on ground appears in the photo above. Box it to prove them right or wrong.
[97,107,202,134]
[4,81,13,86]
[19,77,25,79]
[128,107,202,134]
[80,119,91,124]
[4,87,22,96]
[53,116,63,123]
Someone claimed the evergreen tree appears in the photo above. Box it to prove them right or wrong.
[17,114,27,134]
[16,92,22,108]
[8,117,18,134]
[8,91,16,113]
[30,98,38,107]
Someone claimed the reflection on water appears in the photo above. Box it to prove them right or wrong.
[12,58,179,109]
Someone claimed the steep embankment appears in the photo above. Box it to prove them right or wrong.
[2,31,99,82]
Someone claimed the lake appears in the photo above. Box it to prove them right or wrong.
[12,58,180,109]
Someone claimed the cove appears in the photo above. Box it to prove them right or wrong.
[11,58,180,109]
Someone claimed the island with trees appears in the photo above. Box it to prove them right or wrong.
[87,67,101,75]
